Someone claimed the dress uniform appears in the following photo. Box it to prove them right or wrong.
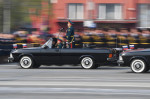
[66,20,75,48]
[106,28,117,48]
[74,32,82,48]
[139,29,150,48]
[117,28,129,48]
[128,28,140,49]
[57,38,63,48]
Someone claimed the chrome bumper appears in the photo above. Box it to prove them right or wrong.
[8,57,14,63]
[107,58,117,62]
[117,60,124,64]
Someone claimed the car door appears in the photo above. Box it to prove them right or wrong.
[60,49,81,64]
[40,48,61,64]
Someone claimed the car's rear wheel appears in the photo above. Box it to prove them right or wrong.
[20,56,34,69]
[81,57,97,69]
[130,59,148,73]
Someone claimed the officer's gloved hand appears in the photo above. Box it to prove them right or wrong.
[66,42,70,48]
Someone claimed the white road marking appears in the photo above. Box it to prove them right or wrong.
[0,81,150,88]
[0,87,150,95]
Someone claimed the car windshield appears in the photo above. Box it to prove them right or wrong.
[41,38,52,48]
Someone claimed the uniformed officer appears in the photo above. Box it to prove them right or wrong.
[66,20,75,48]
[140,28,150,48]
[128,28,140,48]
[57,38,63,48]
[106,28,117,48]
[118,28,129,48]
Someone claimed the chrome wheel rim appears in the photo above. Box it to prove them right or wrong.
[20,56,32,68]
[81,57,93,69]
[131,59,145,73]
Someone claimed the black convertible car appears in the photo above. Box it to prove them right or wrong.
[118,49,150,73]
[8,38,115,69]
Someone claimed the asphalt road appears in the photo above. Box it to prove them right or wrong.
[0,63,150,99]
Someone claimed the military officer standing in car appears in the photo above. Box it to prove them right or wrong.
[66,20,75,48]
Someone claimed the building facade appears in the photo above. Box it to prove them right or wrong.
[52,0,150,30]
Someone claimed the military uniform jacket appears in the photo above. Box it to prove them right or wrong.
[66,26,75,43]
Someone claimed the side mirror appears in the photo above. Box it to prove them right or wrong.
[43,45,48,49]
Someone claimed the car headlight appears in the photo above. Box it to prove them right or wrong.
[119,56,123,61]
[10,53,13,58]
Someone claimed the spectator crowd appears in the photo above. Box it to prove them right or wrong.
[1,27,150,50]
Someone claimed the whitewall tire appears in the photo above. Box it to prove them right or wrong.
[130,59,148,73]
[20,56,34,69]
[81,57,97,69]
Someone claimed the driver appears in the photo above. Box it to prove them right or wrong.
[52,38,57,48]
[57,38,63,48]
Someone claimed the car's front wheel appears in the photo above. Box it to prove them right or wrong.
[81,57,97,69]
[130,59,148,73]
[20,56,34,69]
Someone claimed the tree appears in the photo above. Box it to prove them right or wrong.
[11,0,42,31]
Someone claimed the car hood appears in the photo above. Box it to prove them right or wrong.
[125,48,150,53]
[11,47,42,53]
[22,47,42,50]
[121,48,150,56]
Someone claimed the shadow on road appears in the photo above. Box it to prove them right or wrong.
[2,63,150,73]
[32,66,130,70]
[126,71,150,74]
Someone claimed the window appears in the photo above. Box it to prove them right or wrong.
[68,3,84,19]
[98,4,122,20]
[138,4,150,28]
